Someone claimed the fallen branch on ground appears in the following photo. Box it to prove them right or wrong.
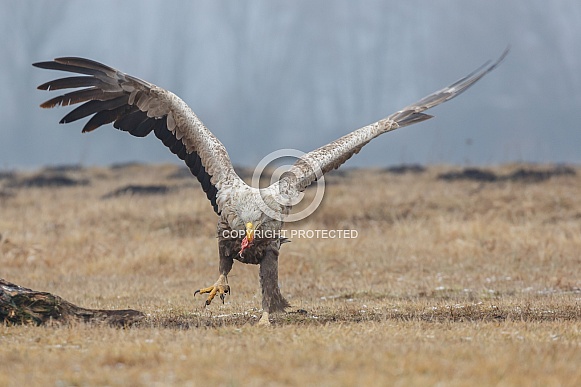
[0,278,144,326]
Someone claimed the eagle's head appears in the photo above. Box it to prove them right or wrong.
[235,187,284,257]
[236,203,264,257]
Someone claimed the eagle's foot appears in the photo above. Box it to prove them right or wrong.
[257,311,271,326]
[194,274,230,306]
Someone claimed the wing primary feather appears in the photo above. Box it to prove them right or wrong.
[82,105,131,133]
[53,57,118,77]
[40,88,124,108]
[130,117,157,137]
[60,95,129,124]
[391,112,433,128]
[153,119,178,149]
[37,76,113,91]
[206,185,219,213]
[152,117,169,139]
[398,47,509,113]
[188,152,201,173]
[169,140,186,158]
[32,61,107,77]
[113,108,148,132]
[199,165,212,192]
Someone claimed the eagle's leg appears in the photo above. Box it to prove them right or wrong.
[258,241,290,326]
[194,241,234,306]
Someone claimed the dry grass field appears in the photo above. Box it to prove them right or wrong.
[1,163,580,386]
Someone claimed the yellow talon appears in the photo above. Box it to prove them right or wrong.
[194,275,230,306]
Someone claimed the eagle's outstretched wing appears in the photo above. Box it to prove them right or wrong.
[281,48,509,192]
[33,57,238,214]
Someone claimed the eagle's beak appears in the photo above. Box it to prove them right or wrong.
[245,222,255,243]
[239,222,255,257]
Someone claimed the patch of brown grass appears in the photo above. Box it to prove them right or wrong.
[1,163,580,386]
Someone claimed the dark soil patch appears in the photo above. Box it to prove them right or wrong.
[507,166,576,182]
[109,162,144,170]
[383,164,426,175]
[438,165,576,183]
[439,168,498,182]
[102,184,173,198]
[42,164,84,173]
[10,174,90,188]
[0,171,16,181]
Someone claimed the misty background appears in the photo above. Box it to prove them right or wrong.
[1,0,580,170]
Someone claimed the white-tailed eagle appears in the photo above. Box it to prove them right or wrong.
[33,49,507,325]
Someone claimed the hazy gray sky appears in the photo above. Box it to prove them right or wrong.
[1,0,580,169]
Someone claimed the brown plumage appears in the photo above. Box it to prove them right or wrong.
[33,49,507,325]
